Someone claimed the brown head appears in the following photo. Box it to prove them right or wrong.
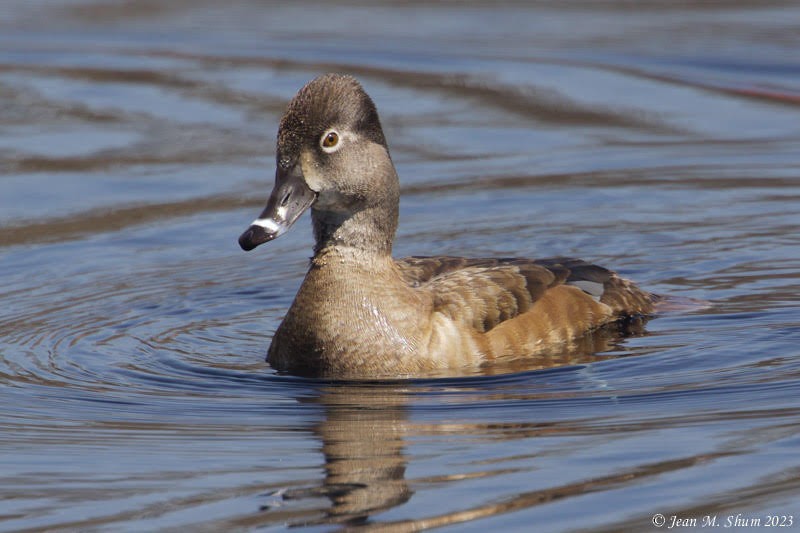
[239,74,399,254]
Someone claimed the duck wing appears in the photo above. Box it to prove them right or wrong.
[396,256,653,333]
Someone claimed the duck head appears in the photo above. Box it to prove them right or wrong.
[239,73,396,252]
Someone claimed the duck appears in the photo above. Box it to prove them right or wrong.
[238,73,655,378]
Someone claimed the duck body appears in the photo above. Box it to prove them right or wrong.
[239,74,654,378]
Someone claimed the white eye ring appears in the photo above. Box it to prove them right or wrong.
[320,129,341,153]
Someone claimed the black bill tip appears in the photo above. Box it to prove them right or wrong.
[238,225,274,251]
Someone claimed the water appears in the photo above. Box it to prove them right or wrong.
[2,1,800,531]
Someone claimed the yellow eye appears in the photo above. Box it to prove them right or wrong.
[321,130,339,150]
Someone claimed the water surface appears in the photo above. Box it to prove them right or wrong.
[2,1,800,531]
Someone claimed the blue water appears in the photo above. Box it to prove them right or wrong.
[1,1,800,531]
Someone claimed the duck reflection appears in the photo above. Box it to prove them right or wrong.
[312,384,412,524]
[263,383,412,528]
[262,319,649,527]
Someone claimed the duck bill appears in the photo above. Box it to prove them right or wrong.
[238,164,317,251]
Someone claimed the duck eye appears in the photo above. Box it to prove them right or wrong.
[320,130,340,151]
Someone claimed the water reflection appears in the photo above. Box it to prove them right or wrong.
[258,375,746,530]
[308,385,412,526]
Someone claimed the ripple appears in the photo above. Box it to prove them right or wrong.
[2,1,800,530]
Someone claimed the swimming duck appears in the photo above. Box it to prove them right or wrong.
[239,73,654,377]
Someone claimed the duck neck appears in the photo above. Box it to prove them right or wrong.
[311,199,398,258]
